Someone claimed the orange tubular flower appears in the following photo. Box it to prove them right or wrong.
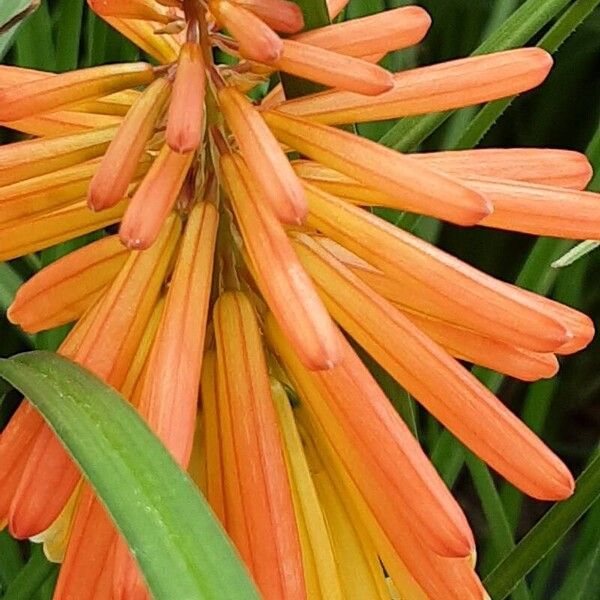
[1,2,599,599]
[213,291,305,600]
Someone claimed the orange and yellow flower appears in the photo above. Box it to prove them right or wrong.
[0,1,598,599]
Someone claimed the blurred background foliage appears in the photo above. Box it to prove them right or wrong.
[0,1,599,599]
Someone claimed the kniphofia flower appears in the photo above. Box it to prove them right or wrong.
[0,1,597,598]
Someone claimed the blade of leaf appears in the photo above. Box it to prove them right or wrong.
[2,545,57,600]
[0,0,36,60]
[484,448,600,600]
[454,0,600,151]
[0,351,260,600]
[379,0,573,151]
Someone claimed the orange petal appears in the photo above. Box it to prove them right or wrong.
[292,6,431,57]
[89,0,174,24]
[276,48,552,124]
[297,411,428,600]
[136,202,218,466]
[8,219,181,538]
[233,0,304,33]
[398,309,559,382]
[415,148,594,190]
[296,407,487,600]
[470,177,600,239]
[0,199,126,262]
[8,235,129,333]
[304,184,570,353]
[0,308,98,526]
[0,126,117,187]
[0,63,155,122]
[1,159,100,226]
[264,111,492,226]
[119,144,193,249]
[201,351,227,524]
[291,235,574,500]
[295,148,594,194]
[266,300,476,560]
[88,77,171,211]
[111,537,151,600]
[210,0,284,63]
[166,42,206,153]
[218,86,307,224]
[101,15,179,64]
[53,486,117,600]
[220,152,340,370]
[275,39,394,96]
[213,291,305,600]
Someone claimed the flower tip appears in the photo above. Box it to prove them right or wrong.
[166,134,198,155]
[119,232,147,251]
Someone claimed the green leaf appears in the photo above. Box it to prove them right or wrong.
[3,545,57,600]
[0,0,38,60]
[484,449,600,600]
[0,351,260,600]
[379,0,573,151]
[454,0,600,150]
[551,240,600,268]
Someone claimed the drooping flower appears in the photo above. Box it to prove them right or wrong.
[0,2,598,599]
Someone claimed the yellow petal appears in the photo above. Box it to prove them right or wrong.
[271,380,344,600]
[0,200,126,262]
[0,63,155,122]
[0,126,117,187]
[297,413,391,600]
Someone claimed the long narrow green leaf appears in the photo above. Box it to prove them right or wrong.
[0,530,24,593]
[0,0,36,60]
[484,449,600,600]
[455,0,600,150]
[379,0,572,150]
[466,454,532,599]
[0,352,260,600]
[3,545,57,600]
